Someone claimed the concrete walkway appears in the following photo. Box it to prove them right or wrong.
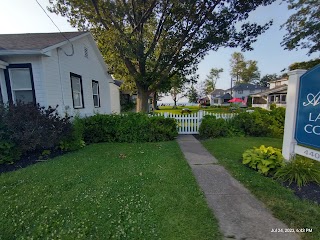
[177,135,299,240]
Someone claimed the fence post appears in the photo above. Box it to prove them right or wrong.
[164,112,168,118]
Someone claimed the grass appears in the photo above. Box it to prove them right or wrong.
[155,105,234,114]
[0,141,222,239]
[202,137,320,240]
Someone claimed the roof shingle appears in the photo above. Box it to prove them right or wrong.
[0,32,87,51]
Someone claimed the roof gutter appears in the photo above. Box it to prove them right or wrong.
[0,50,51,56]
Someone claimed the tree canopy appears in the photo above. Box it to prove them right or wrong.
[204,68,223,95]
[281,0,320,55]
[230,52,260,83]
[49,0,275,112]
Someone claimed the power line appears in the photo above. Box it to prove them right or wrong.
[35,0,74,56]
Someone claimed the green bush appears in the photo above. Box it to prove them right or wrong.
[275,156,320,187]
[242,145,285,175]
[0,140,21,164]
[81,113,177,143]
[149,117,177,142]
[59,116,85,151]
[199,115,228,138]
[229,108,285,138]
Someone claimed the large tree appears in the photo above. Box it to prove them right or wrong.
[49,0,275,112]
[289,58,320,70]
[281,0,320,55]
[259,73,278,87]
[230,52,260,83]
[204,68,223,95]
[186,84,198,104]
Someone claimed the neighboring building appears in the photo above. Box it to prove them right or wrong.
[251,78,288,109]
[0,31,120,115]
[226,83,268,99]
[210,89,232,106]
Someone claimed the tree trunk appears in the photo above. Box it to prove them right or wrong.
[152,91,158,110]
[136,87,150,113]
[173,96,177,109]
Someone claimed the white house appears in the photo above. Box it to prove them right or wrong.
[251,78,288,109]
[0,31,120,115]
[210,89,232,106]
[226,83,268,99]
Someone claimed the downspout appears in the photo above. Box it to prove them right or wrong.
[57,48,65,108]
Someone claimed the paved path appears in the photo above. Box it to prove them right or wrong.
[177,135,300,240]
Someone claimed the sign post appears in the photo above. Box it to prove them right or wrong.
[282,65,320,162]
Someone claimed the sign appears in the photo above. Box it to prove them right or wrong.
[295,65,320,149]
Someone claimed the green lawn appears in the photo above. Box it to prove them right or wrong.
[0,141,221,239]
[155,105,233,114]
[202,137,320,240]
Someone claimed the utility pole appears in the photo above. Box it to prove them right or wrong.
[230,78,233,97]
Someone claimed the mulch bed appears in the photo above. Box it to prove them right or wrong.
[282,181,320,205]
[0,150,64,175]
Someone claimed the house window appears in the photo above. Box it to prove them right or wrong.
[6,64,35,104]
[281,95,286,103]
[213,99,219,104]
[238,90,243,94]
[70,73,84,109]
[92,80,100,107]
[270,95,275,102]
[275,81,281,87]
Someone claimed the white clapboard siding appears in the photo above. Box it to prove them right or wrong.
[152,110,236,134]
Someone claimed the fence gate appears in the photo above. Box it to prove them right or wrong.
[153,111,235,134]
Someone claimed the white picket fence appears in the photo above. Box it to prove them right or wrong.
[153,111,236,134]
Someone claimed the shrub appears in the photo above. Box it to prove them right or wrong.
[229,109,284,138]
[0,140,21,164]
[242,145,285,175]
[59,116,85,151]
[149,117,177,141]
[274,156,320,187]
[2,102,72,155]
[81,113,178,143]
[270,103,277,110]
[199,115,228,138]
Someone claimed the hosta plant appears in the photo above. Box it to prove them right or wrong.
[242,145,285,175]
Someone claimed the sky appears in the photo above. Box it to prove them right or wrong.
[0,0,318,103]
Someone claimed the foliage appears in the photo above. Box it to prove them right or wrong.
[230,109,284,137]
[149,117,178,142]
[281,0,320,55]
[199,115,228,138]
[242,145,285,175]
[49,0,275,112]
[169,74,188,108]
[259,73,278,87]
[289,58,320,71]
[186,85,198,103]
[204,68,223,95]
[275,156,320,187]
[59,116,85,152]
[1,102,72,158]
[0,140,21,164]
[230,52,260,83]
[81,113,177,143]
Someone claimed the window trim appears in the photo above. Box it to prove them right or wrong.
[4,63,36,104]
[70,72,85,109]
[92,80,100,108]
